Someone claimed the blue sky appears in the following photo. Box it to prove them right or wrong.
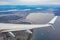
[0,0,60,5]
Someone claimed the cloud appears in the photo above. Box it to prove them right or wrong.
[0,1,11,5]
[0,0,60,5]
[11,0,60,5]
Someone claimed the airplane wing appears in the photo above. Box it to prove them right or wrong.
[0,16,58,37]
[0,16,58,32]
[0,23,50,32]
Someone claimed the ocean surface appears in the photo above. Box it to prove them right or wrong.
[33,16,60,40]
[0,5,60,40]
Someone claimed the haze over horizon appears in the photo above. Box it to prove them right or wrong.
[0,0,60,5]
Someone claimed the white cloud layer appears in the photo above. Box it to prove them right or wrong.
[0,0,60,5]
[0,1,11,5]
